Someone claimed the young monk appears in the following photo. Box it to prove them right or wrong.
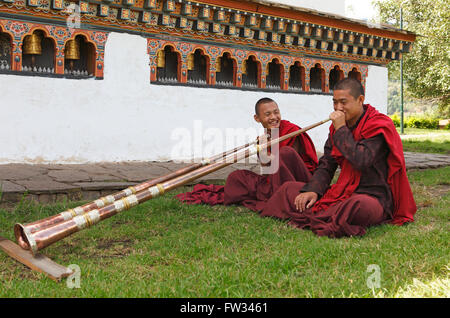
[260,78,417,237]
[223,97,318,211]
[176,98,318,209]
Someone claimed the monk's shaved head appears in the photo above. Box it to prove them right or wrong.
[254,98,281,129]
[255,97,276,115]
[333,78,365,100]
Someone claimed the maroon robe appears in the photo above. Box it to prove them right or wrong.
[261,181,385,237]
[175,120,318,208]
[223,146,314,211]
[277,120,318,173]
[260,104,417,237]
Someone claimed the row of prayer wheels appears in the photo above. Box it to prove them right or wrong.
[23,32,81,60]
[156,50,232,72]
[156,50,199,71]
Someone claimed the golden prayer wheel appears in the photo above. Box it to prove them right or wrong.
[65,39,81,60]
[157,50,165,68]
[187,53,195,71]
[241,60,247,75]
[215,57,221,72]
[23,33,42,55]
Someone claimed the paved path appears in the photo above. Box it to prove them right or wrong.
[400,133,446,140]
[1,152,449,207]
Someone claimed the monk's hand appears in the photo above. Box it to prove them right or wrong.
[294,192,318,213]
[257,133,270,145]
[257,133,272,167]
[260,153,275,168]
[329,111,346,131]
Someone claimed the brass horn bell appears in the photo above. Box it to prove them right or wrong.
[23,33,42,55]
[65,39,81,60]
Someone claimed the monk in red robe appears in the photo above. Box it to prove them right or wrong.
[223,97,318,211]
[260,78,417,237]
[176,98,319,209]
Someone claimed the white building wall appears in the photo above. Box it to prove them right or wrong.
[267,0,346,16]
[365,65,388,113]
[0,32,388,164]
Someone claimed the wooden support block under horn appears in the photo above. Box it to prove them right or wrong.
[0,236,73,282]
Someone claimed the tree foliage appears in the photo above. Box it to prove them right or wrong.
[373,0,450,116]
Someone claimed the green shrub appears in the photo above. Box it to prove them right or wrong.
[390,114,400,127]
[425,117,439,129]
[406,116,419,128]
[389,114,444,129]
[403,115,439,129]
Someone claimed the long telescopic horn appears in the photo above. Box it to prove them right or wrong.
[14,140,257,250]
[15,119,330,255]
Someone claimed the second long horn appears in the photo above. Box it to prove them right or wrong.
[14,139,257,250]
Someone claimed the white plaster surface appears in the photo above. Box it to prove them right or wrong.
[0,32,388,164]
[266,0,346,16]
[365,65,388,113]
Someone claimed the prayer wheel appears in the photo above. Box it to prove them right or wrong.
[157,50,165,68]
[241,60,247,75]
[23,33,42,55]
[65,38,81,71]
[65,39,81,60]
[215,57,221,72]
[187,53,194,71]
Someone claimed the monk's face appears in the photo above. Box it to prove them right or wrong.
[332,89,365,127]
[254,101,281,129]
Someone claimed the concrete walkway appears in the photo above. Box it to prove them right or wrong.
[1,151,449,207]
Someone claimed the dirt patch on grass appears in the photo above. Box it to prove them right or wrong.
[0,258,44,282]
[94,238,135,258]
[110,219,134,228]
[430,184,449,199]
[414,184,450,209]
[57,238,136,260]
[435,184,450,194]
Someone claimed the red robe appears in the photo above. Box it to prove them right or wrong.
[259,104,416,237]
[312,104,416,225]
[278,120,318,173]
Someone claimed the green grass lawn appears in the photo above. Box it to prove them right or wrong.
[0,167,449,298]
[398,128,450,154]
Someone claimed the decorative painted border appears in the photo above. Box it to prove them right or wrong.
[0,18,109,77]
[0,0,413,66]
[147,37,368,93]
[0,16,368,91]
